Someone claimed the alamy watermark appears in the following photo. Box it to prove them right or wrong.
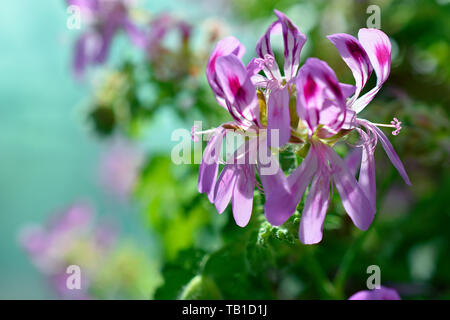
[66,5,81,30]
[366,264,381,289]
[170,121,281,175]
[66,264,82,290]
[366,5,381,29]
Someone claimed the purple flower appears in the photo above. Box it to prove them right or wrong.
[264,58,375,244]
[198,11,410,242]
[266,28,411,243]
[348,286,401,300]
[199,11,313,227]
[20,202,116,299]
[68,0,145,77]
[327,28,411,207]
[199,36,266,227]
[250,10,307,145]
[99,137,144,200]
[145,13,192,61]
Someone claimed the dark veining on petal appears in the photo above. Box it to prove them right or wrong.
[228,74,241,96]
[323,72,342,99]
[375,44,389,66]
[346,40,365,63]
[208,51,220,74]
[304,75,317,102]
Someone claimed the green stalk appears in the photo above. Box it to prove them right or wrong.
[333,229,371,298]
[303,247,339,299]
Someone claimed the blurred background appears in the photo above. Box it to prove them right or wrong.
[0,0,449,299]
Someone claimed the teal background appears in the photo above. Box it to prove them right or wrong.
[0,0,217,300]
[0,1,144,299]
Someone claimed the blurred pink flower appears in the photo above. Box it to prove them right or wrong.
[20,202,116,299]
[145,13,192,61]
[99,138,144,200]
[68,0,146,77]
[348,286,401,300]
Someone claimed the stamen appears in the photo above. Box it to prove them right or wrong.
[391,117,402,136]
[253,58,265,70]
[371,117,403,136]
[191,126,217,141]
[191,125,199,142]
[261,54,278,81]
[263,54,274,68]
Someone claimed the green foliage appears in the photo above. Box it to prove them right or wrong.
[155,249,207,299]
[90,242,162,299]
[179,275,222,300]
[136,156,216,260]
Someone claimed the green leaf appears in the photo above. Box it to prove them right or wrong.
[179,275,222,300]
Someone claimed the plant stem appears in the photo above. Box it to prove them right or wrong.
[333,178,392,298]
[303,247,339,299]
[333,229,370,298]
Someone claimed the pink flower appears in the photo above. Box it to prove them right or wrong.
[20,202,116,299]
[68,0,145,77]
[264,58,375,244]
[327,28,411,209]
[99,138,144,200]
[349,286,401,300]
[145,13,192,61]
[198,11,410,242]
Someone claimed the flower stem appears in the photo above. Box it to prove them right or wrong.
[333,229,371,298]
[303,247,339,299]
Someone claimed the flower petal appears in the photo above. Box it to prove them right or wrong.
[123,18,147,49]
[232,165,256,227]
[258,152,289,225]
[348,286,401,300]
[214,164,238,214]
[93,17,120,64]
[263,148,317,226]
[372,124,411,185]
[359,130,377,209]
[206,36,246,104]
[344,148,362,177]
[67,0,99,12]
[256,20,282,81]
[296,58,347,134]
[341,108,357,130]
[198,128,226,201]
[274,10,307,81]
[299,173,330,244]
[325,145,375,230]
[267,86,291,147]
[339,83,356,99]
[215,55,259,125]
[246,57,264,76]
[351,29,392,113]
[73,33,89,77]
[359,28,391,85]
[257,148,287,191]
[327,33,373,105]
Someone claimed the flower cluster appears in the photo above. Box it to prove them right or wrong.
[197,10,411,244]
[20,202,163,299]
[20,203,116,299]
[68,0,146,77]
[69,1,199,80]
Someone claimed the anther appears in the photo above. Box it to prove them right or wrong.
[372,117,403,136]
